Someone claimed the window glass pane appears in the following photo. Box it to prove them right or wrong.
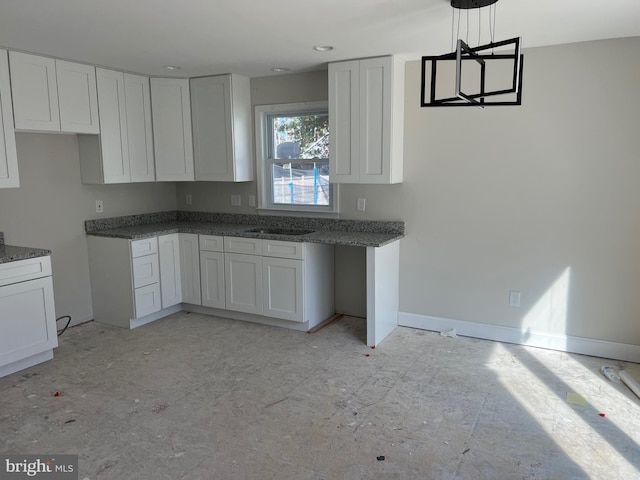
[270,114,329,160]
[271,162,330,206]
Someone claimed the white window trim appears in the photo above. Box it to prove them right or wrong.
[254,101,339,215]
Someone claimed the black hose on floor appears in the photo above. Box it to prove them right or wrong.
[56,315,71,337]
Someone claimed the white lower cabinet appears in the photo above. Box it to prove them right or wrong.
[158,234,182,308]
[0,256,57,378]
[263,256,303,322]
[179,233,201,305]
[199,234,226,309]
[134,283,162,318]
[225,252,263,315]
[86,233,334,330]
[223,237,334,325]
[199,235,225,308]
[87,236,178,328]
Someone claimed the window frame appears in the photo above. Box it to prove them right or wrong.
[254,101,338,215]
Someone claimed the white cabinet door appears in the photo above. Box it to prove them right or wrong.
[191,74,253,182]
[134,283,162,318]
[159,234,182,308]
[0,49,18,188]
[131,237,158,258]
[329,60,360,183]
[132,254,159,288]
[199,234,224,252]
[329,56,404,184]
[9,51,60,132]
[56,60,99,134]
[0,276,57,369]
[125,73,155,182]
[225,253,263,315]
[151,78,194,181]
[263,257,303,322]
[95,68,130,183]
[359,57,388,182]
[200,250,225,309]
[179,233,201,305]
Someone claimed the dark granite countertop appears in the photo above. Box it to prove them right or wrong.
[85,213,405,248]
[0,245,51,264]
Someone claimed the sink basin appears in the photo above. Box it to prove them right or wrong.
[246,228,314,236]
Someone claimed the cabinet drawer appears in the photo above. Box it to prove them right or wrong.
[134,283,161,318]
[262,240,304,260]
[130,237,158,258]
[224,237,262,255]
[0,256,52,287]
[199,235,224,252]
[132,254,159,288]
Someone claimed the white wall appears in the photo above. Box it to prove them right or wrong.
[0,133,177,326]
[339,37,640,345]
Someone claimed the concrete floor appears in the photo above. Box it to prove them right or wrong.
[1,313,640,479]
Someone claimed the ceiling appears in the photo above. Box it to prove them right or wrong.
[1,0,639,78]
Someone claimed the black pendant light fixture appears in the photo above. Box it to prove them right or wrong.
[451,0,498,8]
[421,0,523,107]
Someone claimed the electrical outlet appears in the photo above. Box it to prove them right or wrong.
[185,194,192,205]
[357,198,366,212]
[95,200,103,213]
[509,290,521,307]
[231,194,241,207]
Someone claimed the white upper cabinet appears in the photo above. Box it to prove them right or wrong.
[0,50,19,188]
[56,60,99,134]
[88,68,129,183]
[9,51,99,134]
[10,52,60,132]
[124,73,155,182]
[329,56,404,184]
[151,78,194,181]
[190,74,253,182]
[79,69,154,184]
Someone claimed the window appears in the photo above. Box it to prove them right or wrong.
[255,101,337,213]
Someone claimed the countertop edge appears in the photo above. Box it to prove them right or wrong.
[0,246,51,264]
[85,223,404,248]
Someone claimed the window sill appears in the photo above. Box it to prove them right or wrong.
[256,207,340,219]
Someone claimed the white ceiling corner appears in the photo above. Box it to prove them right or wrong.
[0,0,638,78]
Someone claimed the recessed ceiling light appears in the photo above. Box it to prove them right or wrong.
[313,45,334,52]
[271,67,290,72]
[163,65,181,70]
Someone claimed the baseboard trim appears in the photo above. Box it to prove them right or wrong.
[130,304,182,329]
[398,312,640,363]
[182,304,312,332]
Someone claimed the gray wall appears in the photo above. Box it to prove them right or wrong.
[0,133,177,326]
[341,37,640,344]
[178,37,640,343]
[175,70,329,213]
[4,36,639,346]
[174,70,368,316]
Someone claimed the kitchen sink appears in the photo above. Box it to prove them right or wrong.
[245,228,314,236]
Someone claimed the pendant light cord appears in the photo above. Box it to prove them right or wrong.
[478,7,481,46]
[451,7,455,51]
[466,7,469,44]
